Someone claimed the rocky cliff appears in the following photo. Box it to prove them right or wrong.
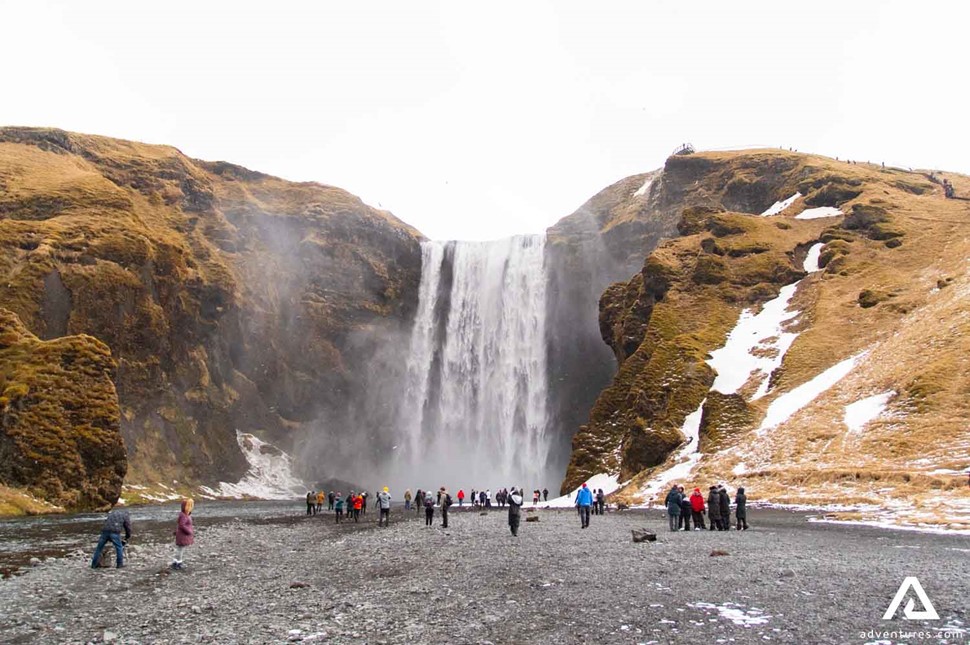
[564,150,970,527]
[544,170,681,473]
[0,127,422,510]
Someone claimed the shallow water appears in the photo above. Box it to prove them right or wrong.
[0,500,300,577]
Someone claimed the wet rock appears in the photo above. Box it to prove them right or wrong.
[710,550,730,557]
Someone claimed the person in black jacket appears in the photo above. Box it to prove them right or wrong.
[707,486,721,531]
[507,487,523,536]
[679,488,692,531]
[90,507,131,569]
[718,486,731,531]
[735,487,749,530]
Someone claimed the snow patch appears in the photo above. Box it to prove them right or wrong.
[843,391,894,434]
[690,602,771,627]
[803,242,824,273]
[634,178,653,197]
[708,284,800,397]
[795,206,842,220]
[543,473,622,508]
[636,402,705,503]
[208,431,306,500]
[758,353,866,434]
[760,192,801,216]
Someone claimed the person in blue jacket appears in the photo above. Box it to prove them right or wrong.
[575,483,594,529]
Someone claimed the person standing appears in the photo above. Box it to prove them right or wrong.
[457,489,465,507]
[735,487,749,530]
[707,486,721,531]
[479,490,486,507]
[718,486,731,532]
[664,485,682,532]
[334,494,344,523]
[679,487,692,530]
[471,489,477,508]
[576,483,594,528]
[542,488,549,502]
[90,506,131,569]
[440,487,452,528]
[328,491,335,511]
[353,492,363,522]
[507,487,523,536]
[424,491,435,527]
[415,489,424,513]
[361,492,368,516]
[403,489,412,511]
[595,489,605,515]
[532,490,540,506]
[378,487,392,527]
[306,491,314,516]
[316,491,325,515]
[689,488,706,530]
[171,498,194,570]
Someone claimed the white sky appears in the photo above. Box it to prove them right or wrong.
[2,1,967,240]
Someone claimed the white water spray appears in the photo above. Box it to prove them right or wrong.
[395,235,551,490]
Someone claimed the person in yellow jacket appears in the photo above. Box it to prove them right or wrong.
[315,491,325,514]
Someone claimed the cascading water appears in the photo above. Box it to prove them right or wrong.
[394,235,551,490]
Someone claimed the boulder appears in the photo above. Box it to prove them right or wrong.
[525,516,539,523]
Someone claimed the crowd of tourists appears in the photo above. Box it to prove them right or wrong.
[87,479,751,571]
[663,483,748,531]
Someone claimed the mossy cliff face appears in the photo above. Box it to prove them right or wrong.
[0,308,125,511]
[544,171,681,473]
[560,149,931,493]
[0,128,422,502]
[563,207,823,491]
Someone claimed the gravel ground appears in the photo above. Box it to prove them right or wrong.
[1,506,968,644]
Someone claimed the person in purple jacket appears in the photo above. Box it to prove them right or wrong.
[171,498,195,570]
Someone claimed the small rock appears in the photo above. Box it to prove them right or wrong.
[103,630,118,643]
[778,568,796,578]
[632,528,657,543]
[525,516,539,523]
[192,605,202,614]
[710,550,730,557]
[616,503,630,510]
[29,557,41,566]
[289,581,311,589]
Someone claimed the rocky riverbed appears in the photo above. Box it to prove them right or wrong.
[1,505,968,644]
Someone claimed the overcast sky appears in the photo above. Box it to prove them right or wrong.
[3,1,967,240]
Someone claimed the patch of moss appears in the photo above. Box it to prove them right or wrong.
[0,308,125,511]
[858,289,890,308]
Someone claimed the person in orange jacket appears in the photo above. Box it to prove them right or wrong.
[352,492,363,522]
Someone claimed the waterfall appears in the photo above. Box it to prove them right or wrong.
[396,235,551,490]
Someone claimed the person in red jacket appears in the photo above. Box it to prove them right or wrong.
[457,489,465,506]
[172,498,194,570]
[689,488,706,531]
[353,493,363,522]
